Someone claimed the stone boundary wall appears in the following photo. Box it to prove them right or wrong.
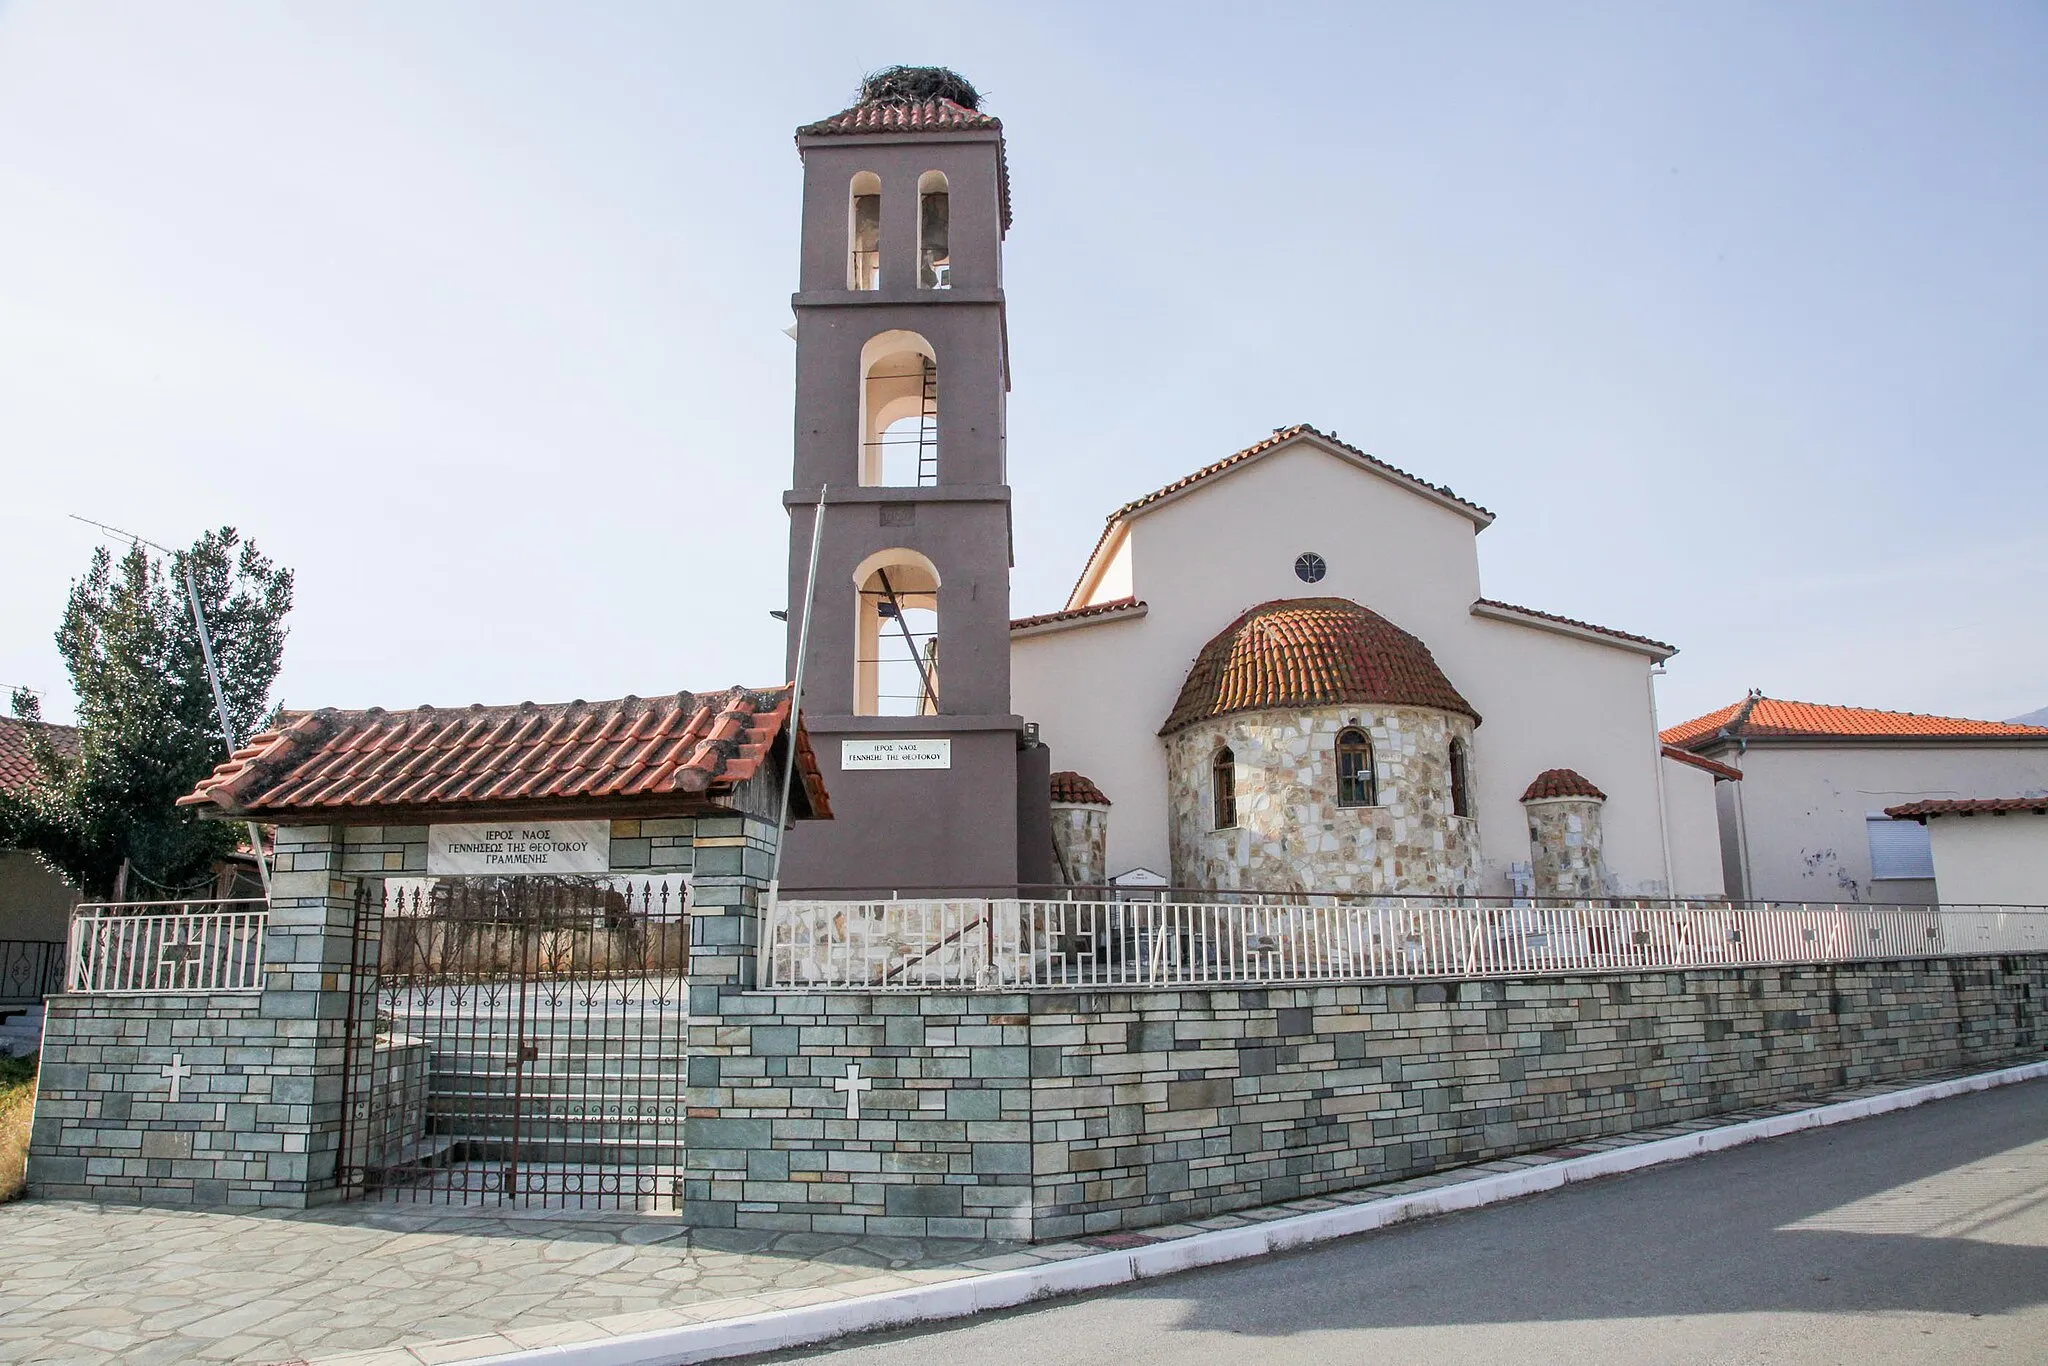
[693,954,2046,1240]
[28,993,320,1206]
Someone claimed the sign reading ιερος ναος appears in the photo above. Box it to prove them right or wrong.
[427,820,611,875]
[840,738,952,770]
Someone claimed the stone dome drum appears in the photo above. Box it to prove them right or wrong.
[1161,597,1478,735]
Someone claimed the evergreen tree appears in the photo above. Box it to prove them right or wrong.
[2,529,293,899]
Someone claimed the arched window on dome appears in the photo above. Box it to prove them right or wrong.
[1336,728,1377,808]
[1211,747,1237,830]
[1449,738,1472,818]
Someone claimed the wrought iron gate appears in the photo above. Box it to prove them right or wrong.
[339,876,689,1208]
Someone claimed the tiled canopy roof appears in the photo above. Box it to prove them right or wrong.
[1050,771,1110,806]
[796,97,1013,232]
[1885,796,2048,820]
[1011,597,1145,633]
[1161,598,1478,736]
[1661,693,2048,749]
[179,687,830,823]
[0,716,76,791]
[1521,768,1606,802]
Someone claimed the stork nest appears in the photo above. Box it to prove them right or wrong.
[858,65,981,110]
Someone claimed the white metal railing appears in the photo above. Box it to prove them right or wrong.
[761,896,2048,992]
[66,899,269,994]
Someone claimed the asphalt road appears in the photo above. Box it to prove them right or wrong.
[781,1079,2048,1365]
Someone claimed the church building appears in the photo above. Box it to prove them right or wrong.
[775,69,1730,902]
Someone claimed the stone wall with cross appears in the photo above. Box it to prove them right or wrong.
[29,812,770,1209]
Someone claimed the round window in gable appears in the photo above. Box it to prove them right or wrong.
[1294,552,1327,584]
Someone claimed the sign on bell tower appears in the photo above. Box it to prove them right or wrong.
[776,70,1035,896]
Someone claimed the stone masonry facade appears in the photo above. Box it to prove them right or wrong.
[1051,803,1109,887]
[1524,795,1611,900]
[1167,705,1482,895]
[690,953,2045,1240]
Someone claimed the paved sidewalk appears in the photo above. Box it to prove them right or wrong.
[0,1071,2016,1366]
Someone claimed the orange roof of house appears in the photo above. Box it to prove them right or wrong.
[1521,768,1606,802]
[1885,796,2048,820]
[1662,694,2048,749]
[1661,745,1743,781]
[1162,598,1478,736]
[1049,771,1110,806]
[179,687,830,823]
[0,715,75,792]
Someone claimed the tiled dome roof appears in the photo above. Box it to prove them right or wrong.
[1049,771,1110,806]
[1161,598,1477,736]
[1521,768,1606,802]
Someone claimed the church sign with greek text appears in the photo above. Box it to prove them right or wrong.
[427,821,612,875]
[840,738,952,770]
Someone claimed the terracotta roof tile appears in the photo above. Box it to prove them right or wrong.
[1050,771,1110,806]
[1521,768,1606,801]
[796,98,1013,232]
[1011,597,1145,632]
[1885,796,2048,820]
[1661,745,1743,781]
[1162,598,1478,736]
[0,716,76,792]
[1070,425,1491,608]
[1662,694,2048,748]
[179,686,831,823]
[1474,599,1676,656]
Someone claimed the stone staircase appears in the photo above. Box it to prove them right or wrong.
[386,1005,687,1167]
[0,1006,44,1058]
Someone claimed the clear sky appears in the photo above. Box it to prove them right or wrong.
[3,2,2043,732]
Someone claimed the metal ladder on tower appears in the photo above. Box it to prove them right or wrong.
[915,356,939,487]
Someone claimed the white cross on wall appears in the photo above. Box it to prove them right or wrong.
[832,1062,872,1120]
[160,1053,192,1102]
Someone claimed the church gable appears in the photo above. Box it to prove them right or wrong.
[1067,425,1490,611]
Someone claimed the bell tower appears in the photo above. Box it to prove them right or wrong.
[777,69,1030,896]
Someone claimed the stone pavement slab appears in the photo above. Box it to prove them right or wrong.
[1,1067,2024,1366]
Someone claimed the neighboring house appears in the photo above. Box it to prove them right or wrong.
[1661,693,2048,904]
[1010,425,1733,899]
[1883,797,2048,908]
[0,715,79,946]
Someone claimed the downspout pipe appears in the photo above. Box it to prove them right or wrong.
[1648,665,1675,898]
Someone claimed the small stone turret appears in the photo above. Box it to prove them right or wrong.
[1520,768,1609,900]
[1049,771,1111,887]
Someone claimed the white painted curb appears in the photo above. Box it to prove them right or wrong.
[475,1060,2048,1366]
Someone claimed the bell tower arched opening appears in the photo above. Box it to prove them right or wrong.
[852,549,940,716]
[859,330,939,487]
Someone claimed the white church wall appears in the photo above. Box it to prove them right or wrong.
[1014,434,1694,894]
[1011,610,1167,881]
[1661,757,1729,898]
[1444,616,1670,896]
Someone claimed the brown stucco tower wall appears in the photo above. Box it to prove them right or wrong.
[778,85,1023,895]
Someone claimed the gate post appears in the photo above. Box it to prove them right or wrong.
[256,822,376,1206]
[681,813,779,1227]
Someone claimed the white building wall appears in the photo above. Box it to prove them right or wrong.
[1707,744,2048,904]
[1926,814,2048,907]
[1661,757,1728,899]
[1012,437,1698,894]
